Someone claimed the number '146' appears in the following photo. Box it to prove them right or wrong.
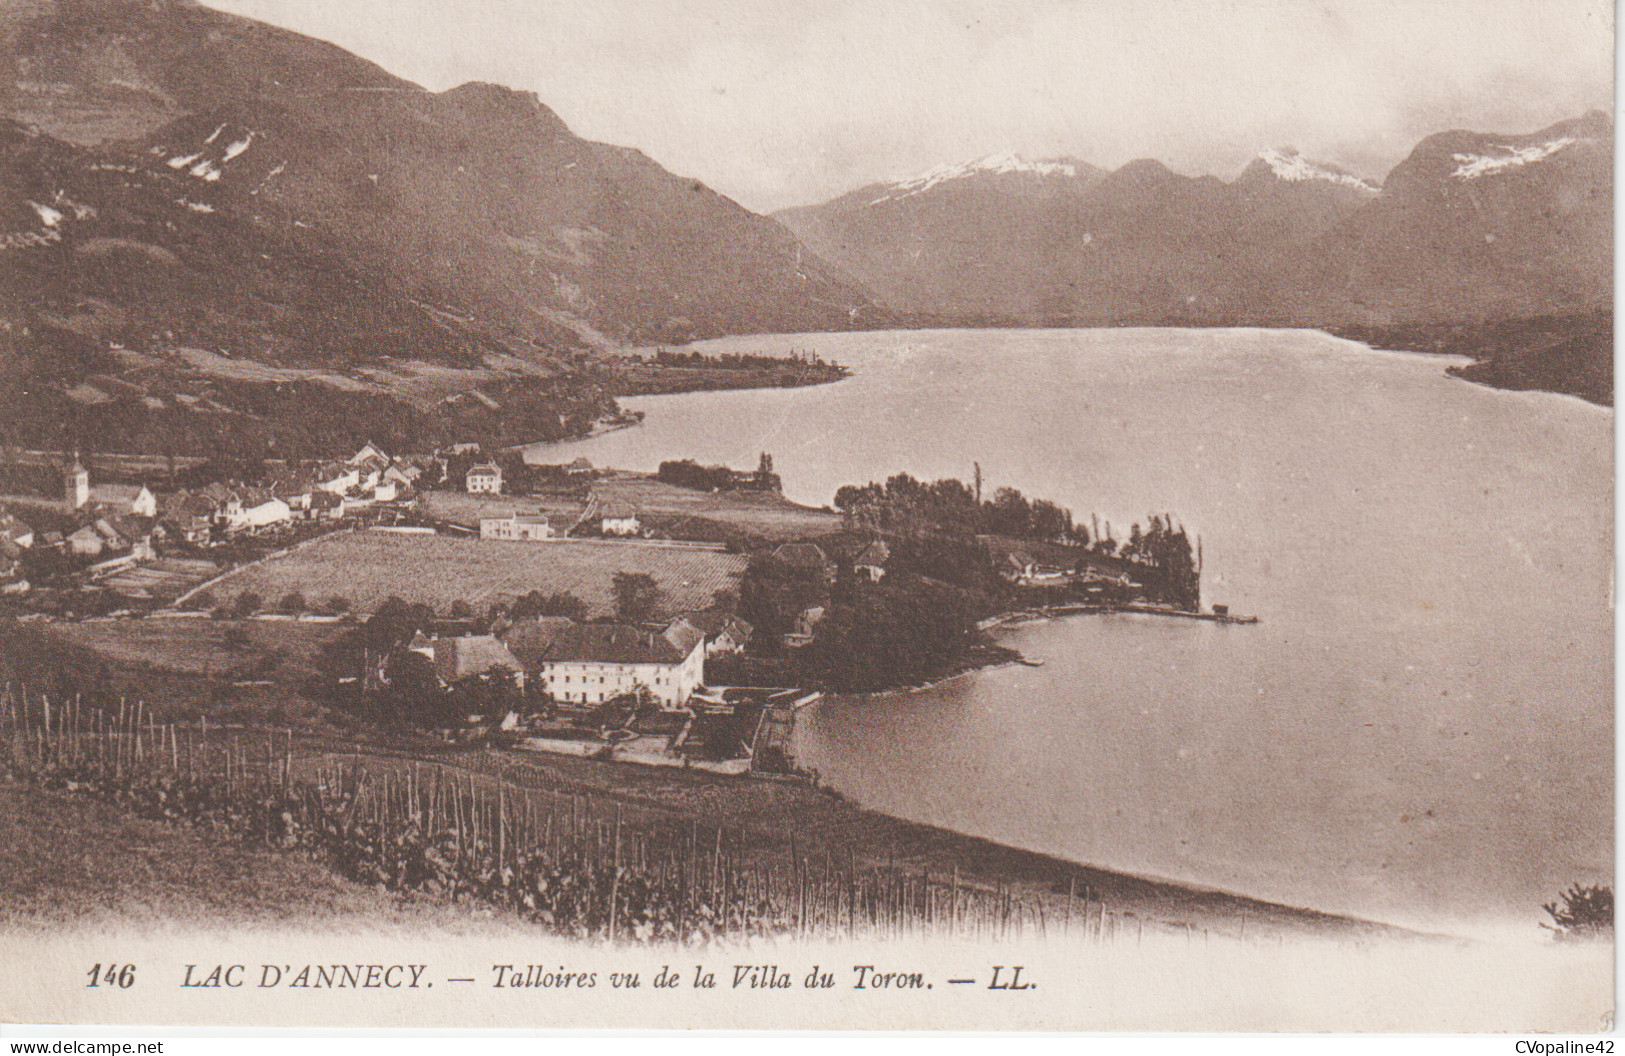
[86,964,136,988]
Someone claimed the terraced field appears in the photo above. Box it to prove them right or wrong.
[204,531,747,618]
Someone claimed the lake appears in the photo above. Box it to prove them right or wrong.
[537,327,1612,937]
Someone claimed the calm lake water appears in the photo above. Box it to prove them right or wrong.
[540,327,1612,936]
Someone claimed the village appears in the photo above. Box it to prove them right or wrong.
[0,441,1212,776]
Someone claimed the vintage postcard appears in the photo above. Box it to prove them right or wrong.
[0,0,1613,1038]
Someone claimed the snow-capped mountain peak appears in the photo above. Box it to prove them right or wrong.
[1449,137,1579,179]
[870,152,1083,204]
[1256,148,1379,192]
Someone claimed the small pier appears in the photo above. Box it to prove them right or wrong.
[980,603,1258,628]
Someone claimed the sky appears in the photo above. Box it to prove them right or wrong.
[207,0,1614,213]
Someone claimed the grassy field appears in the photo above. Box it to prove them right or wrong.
[46,616,347,679]
[591,475,841,541]
[6,617,355,729]
[203,531,748,618]
[420,489,587,528]
[0,781,517,932]
[421,473,840,542]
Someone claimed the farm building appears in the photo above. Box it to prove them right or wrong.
[466,463,503,494]
[502,617,706,709]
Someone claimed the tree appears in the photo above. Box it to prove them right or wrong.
[753,452,781,492]
[739,553,827,646]
[230,591,262,618]
[448,598,476,620]
[799,577,978,692]
[1543,884,1613,942]
[278,591,307,614]
[512,590,588,621]
[611,572,662,623]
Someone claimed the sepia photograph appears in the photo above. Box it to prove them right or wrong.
[0,0,1612,1038]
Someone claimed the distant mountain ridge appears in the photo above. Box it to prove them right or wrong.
[777,112,1612,329]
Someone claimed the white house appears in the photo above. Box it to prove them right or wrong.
[503,618,706,710]
[66,523,111,556]
[218,492,292,532]
[308,490,346,521]
[383,463,418,490]
[599,504,640,536]
[782,605,826,649]
[853,540,890,582]
[466,463,503,495]
[480,511,553,541]
[668,611,753,656]
[266,471,315,512]
[349,443,389,468]
[317,464,360,495]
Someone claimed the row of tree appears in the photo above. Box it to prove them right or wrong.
[640,348,842,373]
[833,473,1098,546]
[657,453,781,494]
[832,471,1199,571]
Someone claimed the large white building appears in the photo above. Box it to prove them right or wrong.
[480,511,553,541]
[466,463,503,494]
[503,617,706,710]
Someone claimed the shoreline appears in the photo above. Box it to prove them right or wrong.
[820,601,1258,701]
[255,727,1431,943]
[440,740,1433,943]
[508,416,643,454]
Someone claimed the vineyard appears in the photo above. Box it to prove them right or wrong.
[0,685,1248,946]
[197,532,748,619]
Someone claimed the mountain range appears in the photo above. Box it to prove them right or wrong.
[777,113,1612,329]
[0,0,1613,455]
